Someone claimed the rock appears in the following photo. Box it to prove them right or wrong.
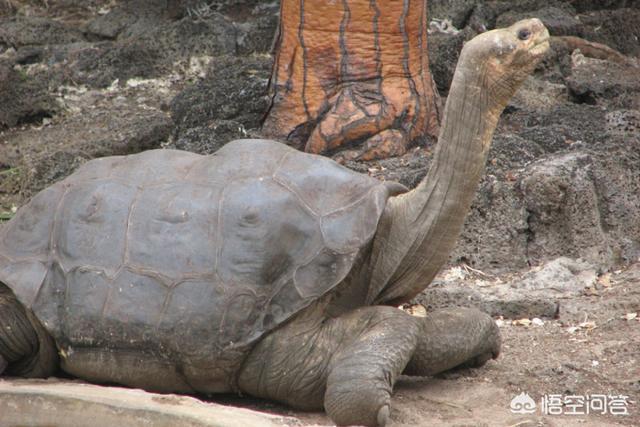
[208,0,270,17]
[509,76,569,114]
[606,109,640,136]
[496,6,583,36]
[521,150,633,269]
[486,0,576,17]
[428,30,467,93]
[133,12,238,59]
[85,7,140,40]
[579,8,640,57]
[0,2,12,16]
[87,0,274,56]
[466,2,498,32]
[344,95,639,274]
[0,16,84,49]
[57,40,165,88]
[416,281,560,319]
[0,59,57,129]
[570,0,640,12]
[450,174,530,273]
[517,103,607,151]
[344,147,432,189]
[522,153,607,266]
[28,11,238,88]
[0,378,298,427]
[169,121,253,155]
[428,0,476,29]
[589,137,640,264]
[565,51,640,106]
[169,55,272,153]
[84,0,208,40]
[235,2,280,54]
[416,257,596,319]
[3,105,172,197]
[450,92,640,272]
[485,133,547,176]
[515,257,597,293]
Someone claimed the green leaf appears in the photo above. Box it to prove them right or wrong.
[0,212,14,221]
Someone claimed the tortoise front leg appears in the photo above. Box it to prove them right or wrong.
[323,306,419,427]
[403,307,501,377]
[238,304,420,427]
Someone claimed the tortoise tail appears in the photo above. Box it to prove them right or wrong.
[0,282,58,377]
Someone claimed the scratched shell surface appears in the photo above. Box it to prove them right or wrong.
[0,139,400,358]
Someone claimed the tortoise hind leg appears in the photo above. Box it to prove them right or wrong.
[403,307,501,377]
[0,282,58,377]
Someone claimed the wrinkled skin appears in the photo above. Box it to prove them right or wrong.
[0,19,549,427]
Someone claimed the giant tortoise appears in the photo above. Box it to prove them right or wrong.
[0,19,549,426]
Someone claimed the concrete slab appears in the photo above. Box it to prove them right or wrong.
[0,378,302,427]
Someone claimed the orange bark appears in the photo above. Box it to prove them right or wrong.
[263,0,441,160]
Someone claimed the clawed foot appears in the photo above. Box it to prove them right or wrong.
[323,306,420,426]
[325,376,393,427]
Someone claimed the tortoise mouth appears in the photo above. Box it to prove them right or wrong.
[529,30,550,56]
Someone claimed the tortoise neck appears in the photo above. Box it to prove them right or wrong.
[366,63,507,305]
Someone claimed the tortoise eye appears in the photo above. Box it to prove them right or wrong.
[518,28,531,41]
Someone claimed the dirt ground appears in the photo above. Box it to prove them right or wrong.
[0,1,639,426]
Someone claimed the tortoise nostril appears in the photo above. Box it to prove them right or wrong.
[518,28,531,41]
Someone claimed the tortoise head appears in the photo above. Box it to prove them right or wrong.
[456,18,550,105]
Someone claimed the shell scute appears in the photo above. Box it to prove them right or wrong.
[62,268,111,346]
[56,180,136,274]
[99,269,169,345]
[127,182,221,279]
[0,184,65,260]
[217,178,322,288]
[274,152,377,216]
[158,279,224,354]
[110,149,200,184]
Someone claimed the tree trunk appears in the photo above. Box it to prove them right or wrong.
[262,0,441,161]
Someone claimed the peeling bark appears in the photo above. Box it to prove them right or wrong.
[263,0,441,161]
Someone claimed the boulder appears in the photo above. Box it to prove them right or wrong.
[495,6,583,36]
[428,0,476,29]
[2,103,172,198]
[565,51,640,106]
[416,257,597,319]
[0,16,84,49]
[0,59,57,129]
[578,8,640,56]
[169,55,272,154]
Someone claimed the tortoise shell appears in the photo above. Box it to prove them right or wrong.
[0,139,404,361]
